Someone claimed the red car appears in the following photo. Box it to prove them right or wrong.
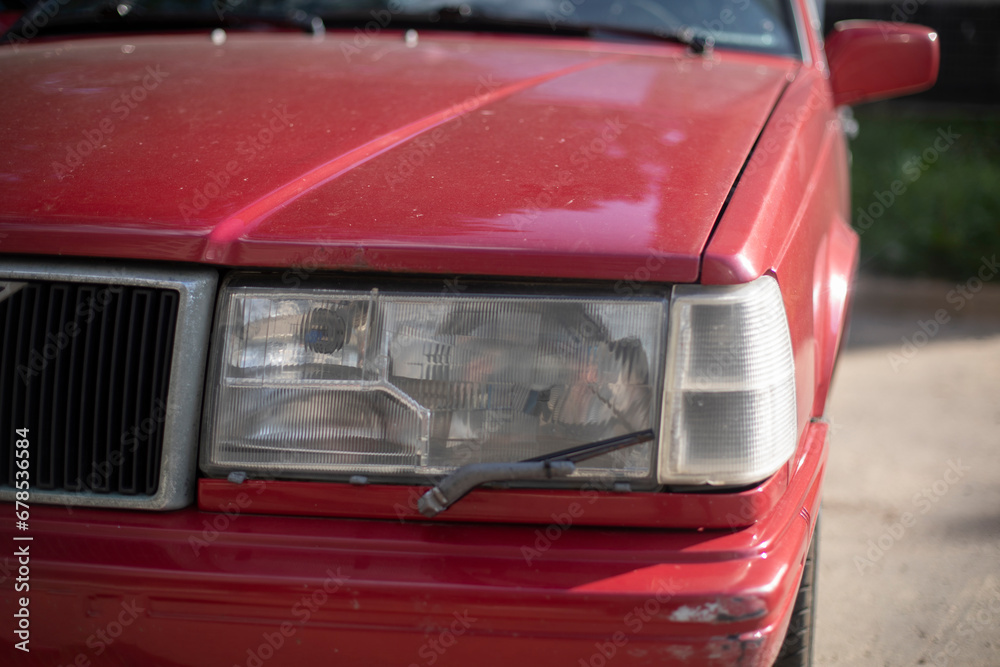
[0,2,937,665]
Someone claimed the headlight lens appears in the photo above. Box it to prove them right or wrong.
[658,275,797,485]
[202,281,668,486]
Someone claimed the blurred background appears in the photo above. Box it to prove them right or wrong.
[827,0,999,278]
[818,2,1000,665]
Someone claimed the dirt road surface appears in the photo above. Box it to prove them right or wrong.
[816,275,1000,667]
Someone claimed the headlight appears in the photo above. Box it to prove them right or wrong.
[202,278,668,487]
[658,275,797,485]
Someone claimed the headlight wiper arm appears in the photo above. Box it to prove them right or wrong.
[417,430,655,518]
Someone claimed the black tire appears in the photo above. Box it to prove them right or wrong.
[773,521,819,667]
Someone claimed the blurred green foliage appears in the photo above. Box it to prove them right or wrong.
[848,106,1000,279]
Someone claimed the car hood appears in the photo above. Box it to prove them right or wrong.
[0,32,795,282]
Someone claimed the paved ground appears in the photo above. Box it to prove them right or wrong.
[816,275,1000,667]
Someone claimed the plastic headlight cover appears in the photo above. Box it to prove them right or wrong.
[202,285,667,485]
[659,275,797,485]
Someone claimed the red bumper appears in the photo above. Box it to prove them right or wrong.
[2,421,826,667]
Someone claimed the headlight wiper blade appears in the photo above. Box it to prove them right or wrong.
[417,430,655,518]
[522,429,656,464]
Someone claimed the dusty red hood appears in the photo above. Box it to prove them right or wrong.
[0,32,795,282]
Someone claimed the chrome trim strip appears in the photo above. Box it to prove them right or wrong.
[0,259,217,510]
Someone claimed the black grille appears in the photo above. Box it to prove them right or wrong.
[0,280,178,495]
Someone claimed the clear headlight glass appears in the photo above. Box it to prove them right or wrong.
[659,275,798,485]
[202,280,668,486]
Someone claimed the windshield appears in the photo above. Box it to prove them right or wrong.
[7,0,801,57]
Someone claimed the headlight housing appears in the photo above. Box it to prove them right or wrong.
[202,277,668,487]
[202,274,798,491]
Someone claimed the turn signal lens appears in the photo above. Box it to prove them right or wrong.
[659,276,797,485]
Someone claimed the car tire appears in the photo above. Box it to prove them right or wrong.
[773,520,819,667]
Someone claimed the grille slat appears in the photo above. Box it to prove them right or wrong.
[37,285,58,489]
[149,292,177,491]
[103,291,125,494]
[0,280,178,496]
[95,292,117,493]
[77,286,98,492]
[119,289,147,494]
[63,285,82,491]
[1,288,19,481]
[20,287,40,445]
[131,292,153,495]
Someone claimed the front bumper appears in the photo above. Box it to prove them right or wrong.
[2,421,827,667]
